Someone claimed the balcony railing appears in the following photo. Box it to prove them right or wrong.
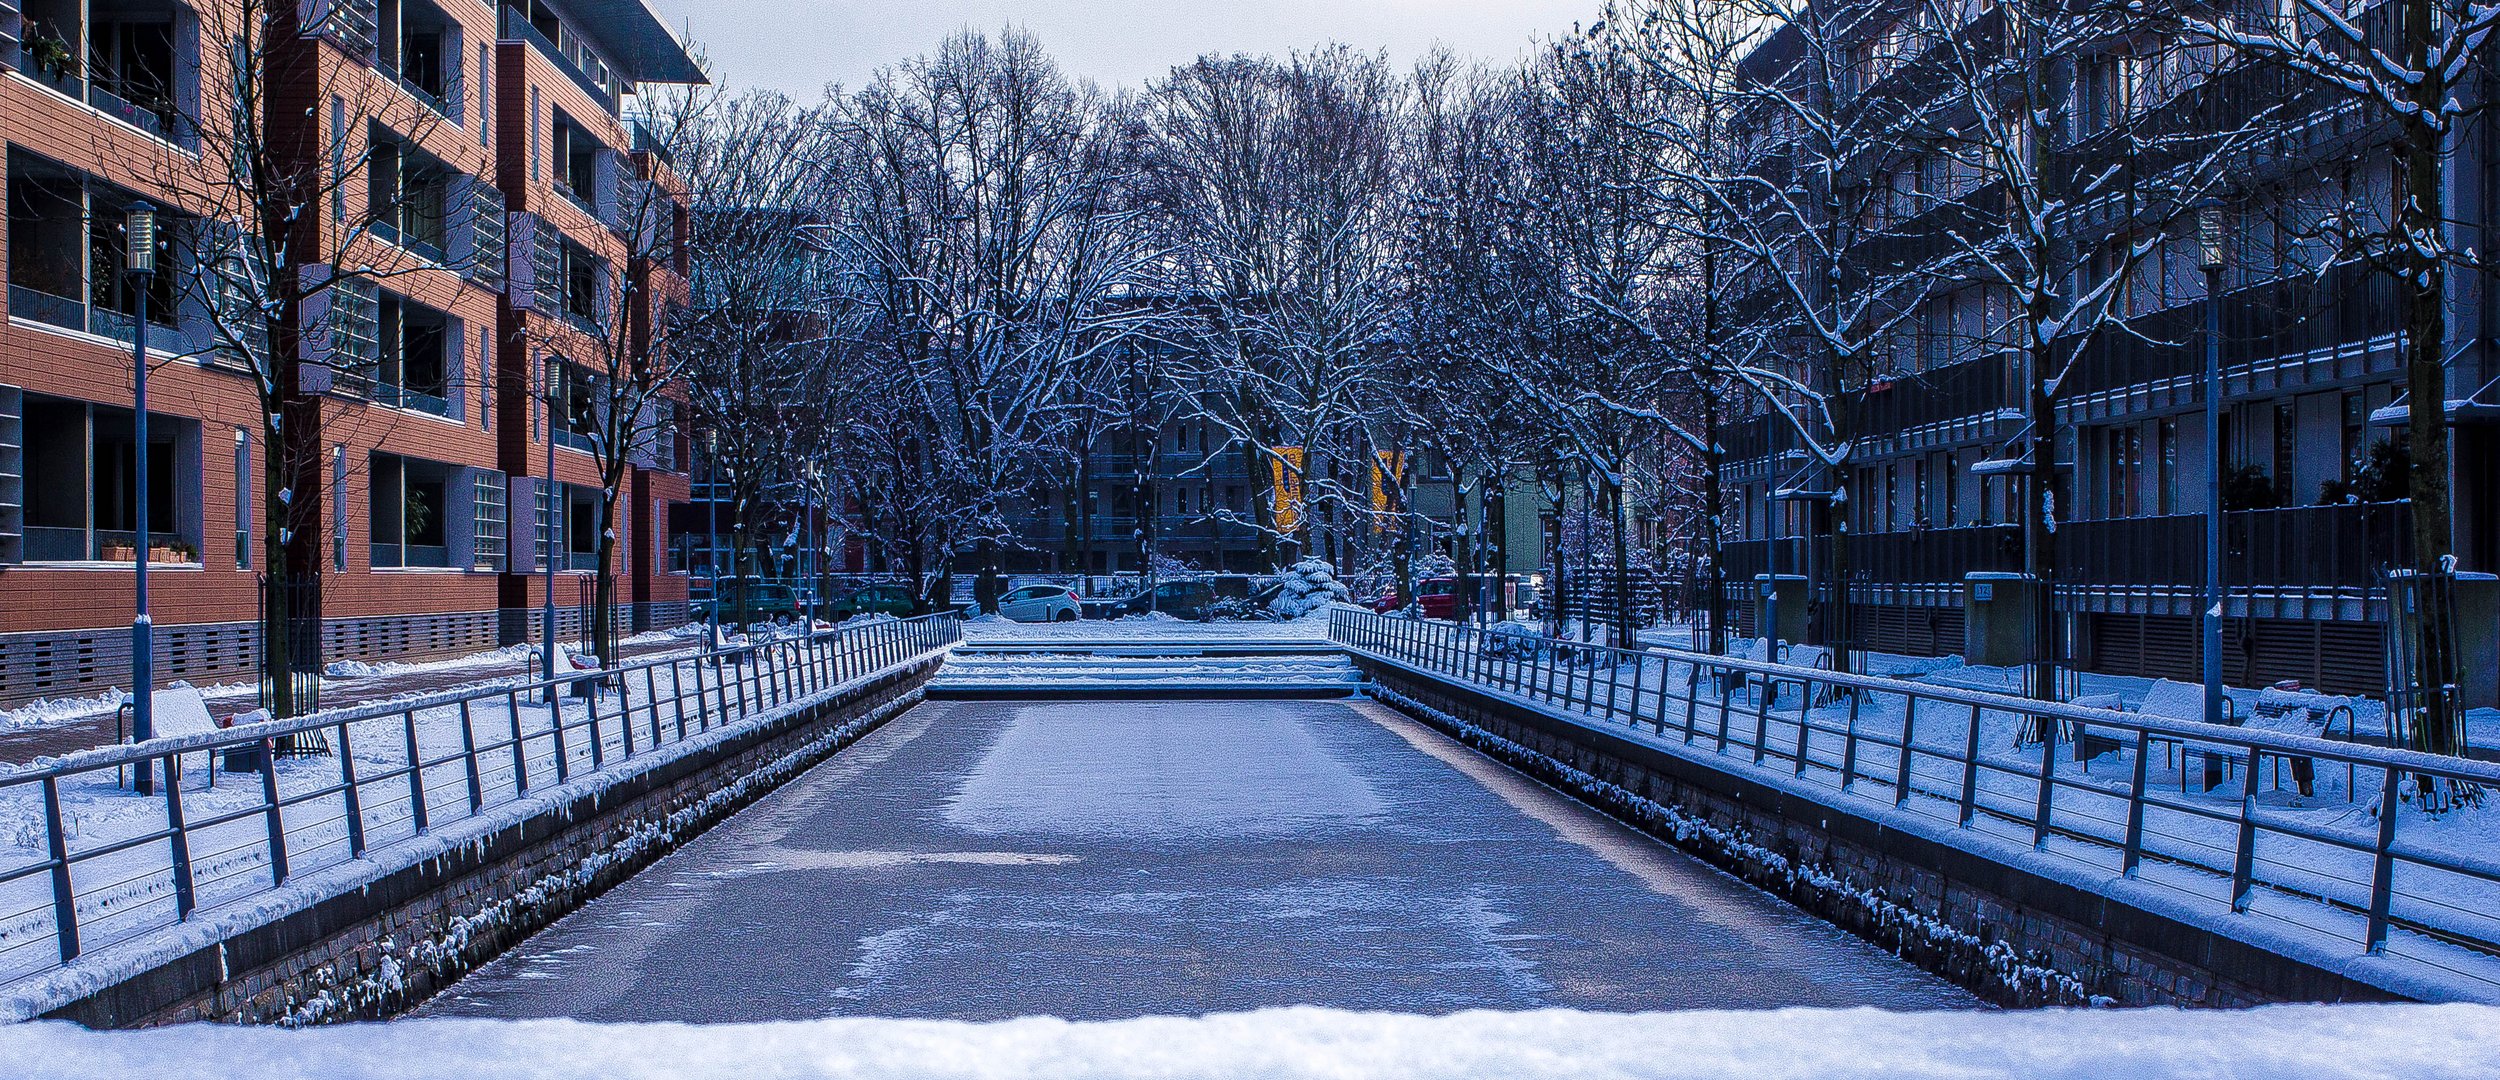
[375,382,452,418]
[2057,503,2410,592]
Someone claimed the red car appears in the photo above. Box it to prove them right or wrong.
[1372,577,1460,620]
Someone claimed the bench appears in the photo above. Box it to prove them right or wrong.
[117,684,222,789]
[2132,679,2257,794]
[557,644,620,699]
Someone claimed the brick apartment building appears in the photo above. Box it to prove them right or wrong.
[1715,3,2500,698]
[0,0,703,707]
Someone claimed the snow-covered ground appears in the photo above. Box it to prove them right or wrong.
[1344,616,2500,1001]
[0,627,710,736]
[2,1003,2493,1078]
[0,623,947,1011]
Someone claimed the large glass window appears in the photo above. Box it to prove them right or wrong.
[368,452,451,568]
[368,123,451,259]
[376,294,452,415]
[7,153,178,340]
[20,394,197,563]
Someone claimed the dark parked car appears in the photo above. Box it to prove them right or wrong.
[1096,580,1217,621]
[695,580,802,627]
[825,582,919,620]
[1372,577,1459,620]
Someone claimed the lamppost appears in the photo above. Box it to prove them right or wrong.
[2198,201,2227,728]
[541,361,559,701]
[704,428,722,648]
[126,202,157,794]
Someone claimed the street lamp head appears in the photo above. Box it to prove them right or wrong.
[125,201,158,276]
[2196,201,2226,272]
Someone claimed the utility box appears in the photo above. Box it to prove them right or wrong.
[1964,572,2041,668]
[1752,574,1807,645]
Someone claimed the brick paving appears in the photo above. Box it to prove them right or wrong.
[0,638,696,768]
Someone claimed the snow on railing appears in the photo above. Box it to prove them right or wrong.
[0,613,962,987]
[1329,607,2500,997]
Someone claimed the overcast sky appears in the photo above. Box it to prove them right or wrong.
[645,0,1603,98]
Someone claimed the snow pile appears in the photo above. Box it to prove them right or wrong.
[3,1004,2495,1079]
[1267,560,1351,618]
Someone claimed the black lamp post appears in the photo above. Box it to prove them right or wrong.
[2198,202,2228,728]
[127,201,158,794]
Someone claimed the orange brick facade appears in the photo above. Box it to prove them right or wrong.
[0,0,701,704]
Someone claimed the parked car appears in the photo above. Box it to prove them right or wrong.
[1372,577,1459,619]
[998,584,1082,623]
[695,580,802,627]
[1097,580,1216,621]
[826,582,919,620]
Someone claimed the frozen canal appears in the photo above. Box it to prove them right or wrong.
[416,699,1974,1021]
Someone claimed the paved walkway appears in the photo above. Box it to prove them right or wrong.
[418,698,1973,1022]
[0,638,695,768]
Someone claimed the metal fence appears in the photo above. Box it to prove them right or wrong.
[0,612,961,985]
[1330,607,2500,992]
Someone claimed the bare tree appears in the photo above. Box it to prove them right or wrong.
[159,0,496,715]
[833,28,1158,611]
[1142,48,1409,571]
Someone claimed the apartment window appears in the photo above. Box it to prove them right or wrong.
[368,124,451,259]
[377,295,453,415]
[1913,458,1931,527]
[2341,392,2366,485]
[368,452,451,568]
[7,155,179,340]
[378,0,456,114]
[565,484,601,571]
[18,394,197,563]
[2272,401,2296,503]
[2157,417,2179,516]
[1174,488,1189,516]
[2105,425,2143,518]
[333,446,348,570]
[1941,451,1961,526]
[12,0,197,144]
[559,239,605,328]
[551,360,601,452]
[552,112,602,214]
[234,429,250,568]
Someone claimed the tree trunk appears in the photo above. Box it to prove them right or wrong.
[2398,98,2462,757]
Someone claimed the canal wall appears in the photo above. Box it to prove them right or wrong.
[1356,656,2405,1008]
[31,657,943,1028]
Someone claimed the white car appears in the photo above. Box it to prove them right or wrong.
[998,584,1082,623]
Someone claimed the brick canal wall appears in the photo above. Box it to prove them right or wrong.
[1357,657,2404,1008]
[41,658,941,1028]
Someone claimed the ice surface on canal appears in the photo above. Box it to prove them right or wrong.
[943,703,1387,840]
[417,699,1973,1021]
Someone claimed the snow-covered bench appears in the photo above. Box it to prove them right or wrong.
[557,643,618,699]
[116,684,223,788]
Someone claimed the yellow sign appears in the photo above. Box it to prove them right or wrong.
[1271,447,1305,535]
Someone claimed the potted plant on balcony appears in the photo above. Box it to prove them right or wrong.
[25,22,75,82]
[101,540,137,562]
[150,539,196,564]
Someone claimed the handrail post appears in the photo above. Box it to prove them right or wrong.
[548,691,572,783]
[1957,703,1983,826]
[458,698,485,813]
[506,689,530,793]
[2366,764,2400,953]
[164,760,194,919]
[1895,699,1919,808]
[259,738,290,885]
[1795,677,1814,775]
[2230,738,2264,912]
[2031,715,2058,850]
[401,709,428,837]
[338,723,366,856]
[43,776,80,962]
[1839,691,1862,789]
[2122,728,2150,876]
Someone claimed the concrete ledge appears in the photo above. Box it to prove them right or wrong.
[33,658,942,1028]
[1356,657,2406,1008]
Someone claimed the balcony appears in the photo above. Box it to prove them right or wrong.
[500,5,616,113]
[2057,503,2410,593]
